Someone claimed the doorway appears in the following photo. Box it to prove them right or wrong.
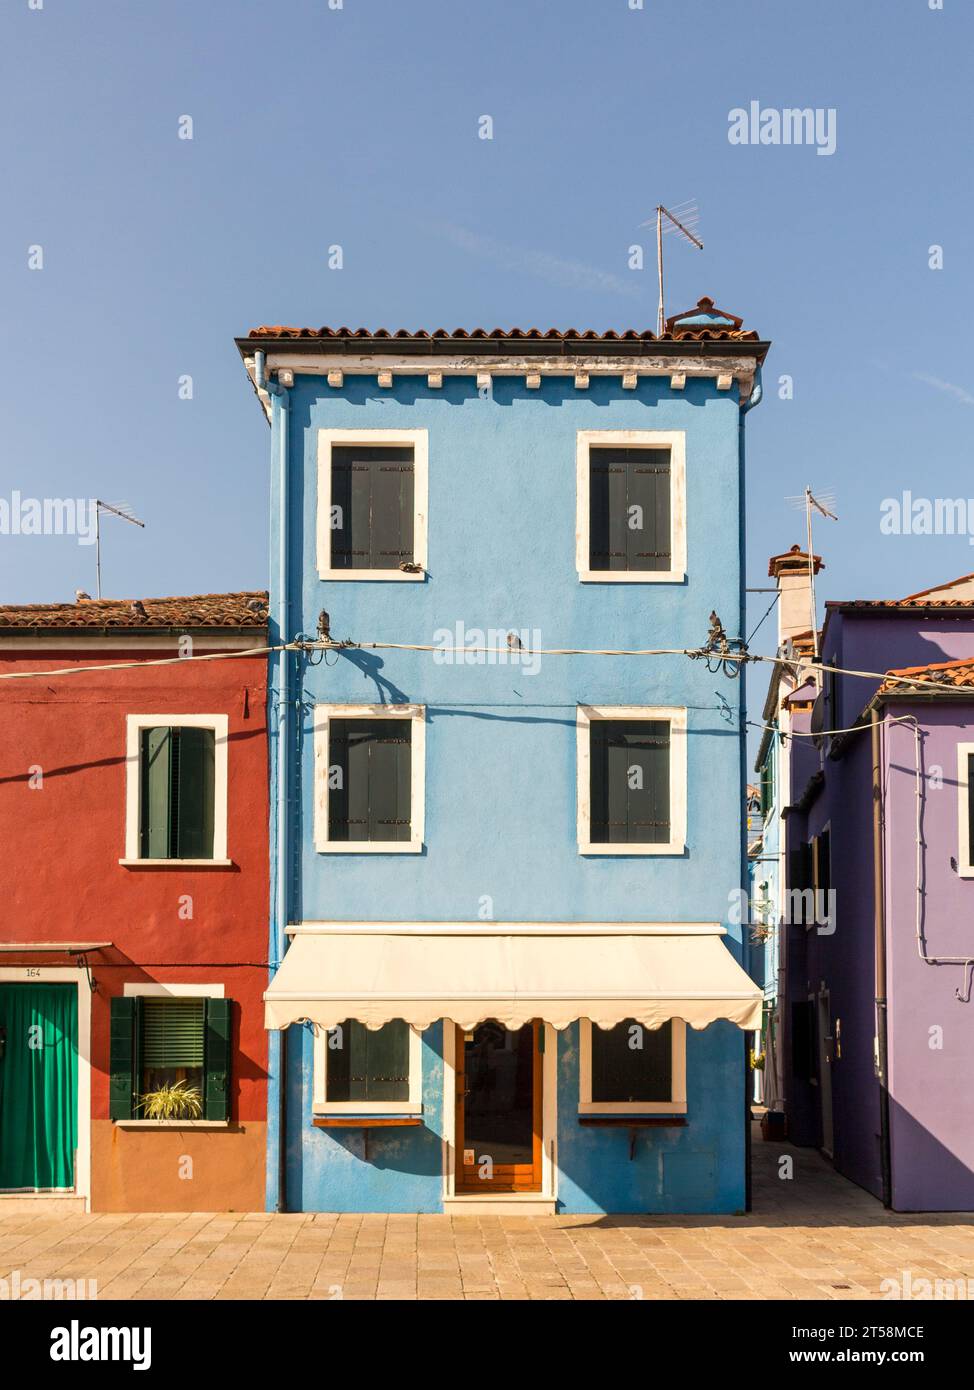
[817,990,834,1158]
[0,983,78,1193]
[454,1021,542,1193]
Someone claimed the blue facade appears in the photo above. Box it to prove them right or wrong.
[253,335,765,1214]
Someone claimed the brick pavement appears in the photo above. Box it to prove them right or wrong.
[2,1127,972,1300]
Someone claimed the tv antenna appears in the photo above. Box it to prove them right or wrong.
[785,487,838,663]
[94,499,145,598]
[641,201,704,336]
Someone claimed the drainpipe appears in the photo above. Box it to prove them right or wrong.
[264,368,291,1213]
[871,707,893,1207]
[739,367,763,1212]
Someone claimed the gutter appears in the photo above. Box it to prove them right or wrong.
[262,354,291,1214]
[739,366,763,1212]
[236,335,772,362]
[871,708,893,1208]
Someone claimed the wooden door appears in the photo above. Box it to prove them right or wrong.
[455,1020,542,1193]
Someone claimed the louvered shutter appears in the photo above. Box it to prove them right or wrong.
[140,727,172,859]
[174,727,215,859]
[331,447,414,570]
[203,998,232,1121]
[109,996,140,1120]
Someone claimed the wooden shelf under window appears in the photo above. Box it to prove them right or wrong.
[312,1117,423,1129]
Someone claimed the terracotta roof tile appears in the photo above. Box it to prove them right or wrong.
[879,656,974,694]
[242,299,763,347]
[0,592,268,632]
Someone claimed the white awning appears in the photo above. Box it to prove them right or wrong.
[263,925,762,1033]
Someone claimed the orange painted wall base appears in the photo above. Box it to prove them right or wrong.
[91,1121,266,1212]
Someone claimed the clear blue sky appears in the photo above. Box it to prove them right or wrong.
[2,0,971,678]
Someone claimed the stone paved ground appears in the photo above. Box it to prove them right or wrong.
[2,1127,973,1300]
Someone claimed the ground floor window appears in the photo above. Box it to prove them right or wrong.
[578,1017,687,1114]
[110,991,231,1122]
[313,1019,422,1115]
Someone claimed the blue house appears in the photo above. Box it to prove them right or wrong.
[238,300,768,1214]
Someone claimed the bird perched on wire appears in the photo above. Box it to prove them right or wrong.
[707,610,728,652]
[506,631,523,652]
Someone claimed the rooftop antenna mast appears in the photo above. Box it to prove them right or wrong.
[642,201,704,337]
[94,499,145,599]
[785,487,838,665]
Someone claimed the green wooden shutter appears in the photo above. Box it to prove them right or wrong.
[344,721,371,841]
[331,447,414,570]
[327,1020,409,1103]
[588,451,627,571]
[590,720,669,844]
[331,719,411,842]
[174,727,215,859]
[109,996,141,1120]
[203,998,232,1121]
[626,450,671,572]
[140,727,172,859]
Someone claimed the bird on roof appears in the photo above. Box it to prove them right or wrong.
[75,589,91,601]
[130,600,148,620]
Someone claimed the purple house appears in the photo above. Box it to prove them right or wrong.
[764,562,974,1211]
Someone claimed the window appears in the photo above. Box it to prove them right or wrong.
[314,704,425,853]
[791,1000,816,1082]
[313,1020,422,1115]
[317,429,428,580]
[957,745,974,878]
[577,706,687,855]
[575,430,686,583]
[109,988,231,1123]
[579,1018,687,1115]
[123,715,229,865]
[760,745,775,820]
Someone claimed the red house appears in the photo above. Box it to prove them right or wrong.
[0,592,269,1212]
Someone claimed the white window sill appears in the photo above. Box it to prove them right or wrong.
[577,570,685,584]
[317,569,425,582]
[315,842,423,855]
[114,1120,230,1129]
[313,1103,422,1117]
[118,858,234,868]
[578,842,685,857]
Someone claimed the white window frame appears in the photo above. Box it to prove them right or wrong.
[121,714,230,866]
[578,1018,687,1115]
[316,428,429,581]
[313,703,426,854]
[575,429,687,583]
[312,1022,423,1116]
[576,705,688,856]
[957,743,974,877]
[118,982,227,1128]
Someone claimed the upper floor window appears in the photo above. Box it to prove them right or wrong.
[314,704,426,854]
[576,705,688,856]
[316,429,428,581]
[957,744,974,877]
[123,714,229,865]
[575,430,686,583]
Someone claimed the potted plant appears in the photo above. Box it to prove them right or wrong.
[136,1080,203,1121]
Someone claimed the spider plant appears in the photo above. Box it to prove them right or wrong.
[136,1080,203,1120]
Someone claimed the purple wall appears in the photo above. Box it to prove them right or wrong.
[783,610,974,1209]
[885,706,974,1210]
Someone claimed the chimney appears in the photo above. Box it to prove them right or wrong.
[768,544,824,651]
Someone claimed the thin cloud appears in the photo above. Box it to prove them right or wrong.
[435,222,642,300]
[913,372,974,407]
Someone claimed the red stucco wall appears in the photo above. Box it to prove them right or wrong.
[0,643,269,1209]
